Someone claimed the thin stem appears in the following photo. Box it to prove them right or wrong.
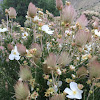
[87,79,95,100]
[6,14,9,30]
[51,71,55,86]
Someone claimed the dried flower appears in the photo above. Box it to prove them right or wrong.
[46,53,57,68]
[7,44,13,51]
[76,66,87,77]
[28,2,37,18]
[16,44,26,55]
[57,52,71,66]
[14,81,30,100]
[88,56,100,79]
[56,0,63,10]
[31,43,42,58]
[76,14,88,28]
[75,29,91,47]
[19,66,32,81]
[8,7,17,19]
[62,4,76,24]
[50,94,65,100]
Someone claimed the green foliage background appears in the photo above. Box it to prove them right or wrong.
[0,0,65,26]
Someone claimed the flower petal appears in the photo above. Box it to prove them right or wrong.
[70,82,78,91]
[75,92,82,99]
[64,88,73,95]
[9,54,14,60]
[15,55,20,60]
[67,95,75,99]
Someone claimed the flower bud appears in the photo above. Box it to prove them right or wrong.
[78,84,84,89]
[31,43,42,58]
[19,66,32,81]
[56,0,63,10]
[5,9,9,14]
[8,7,17,19]
[28,2,37,18]
[14,81,30,100]
[16,44,26,55]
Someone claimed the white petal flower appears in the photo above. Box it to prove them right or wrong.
[34,16,42,22]
[57,81,62,87]
[41,25,54,35]
[57,69,62,75]
[54,85,58,92]
[94,29,100,36]
[64,82,83,99]
[70,65,75,70]
[65,30,72,36]
[9,46,20,60]
[22,32,28,39]
[0,28,8,33]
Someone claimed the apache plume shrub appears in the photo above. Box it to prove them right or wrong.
[14,81,30,100]
[28,2,37,18]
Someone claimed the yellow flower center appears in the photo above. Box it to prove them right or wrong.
[13,52,16,55]
[24,33,26,36]
[73,91,77,95]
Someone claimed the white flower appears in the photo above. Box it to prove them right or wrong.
[38,11,43,15]
[72,74,76,79]
[64,82,83,99]
[82,54,88,61]
[41,25,54,35]
[18,78,23,82]
[47,42,51,51]
[22,32,28,39]
[94,29,100,36]
[9,46,20,60]
[59,44,62,48]
[34,16,42,22]
[65,30,72,36]
[57,69,62,75]
[0,28,8,33]
[83,44,92,53]
[47,80,62,92]
[70,65,75,70]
